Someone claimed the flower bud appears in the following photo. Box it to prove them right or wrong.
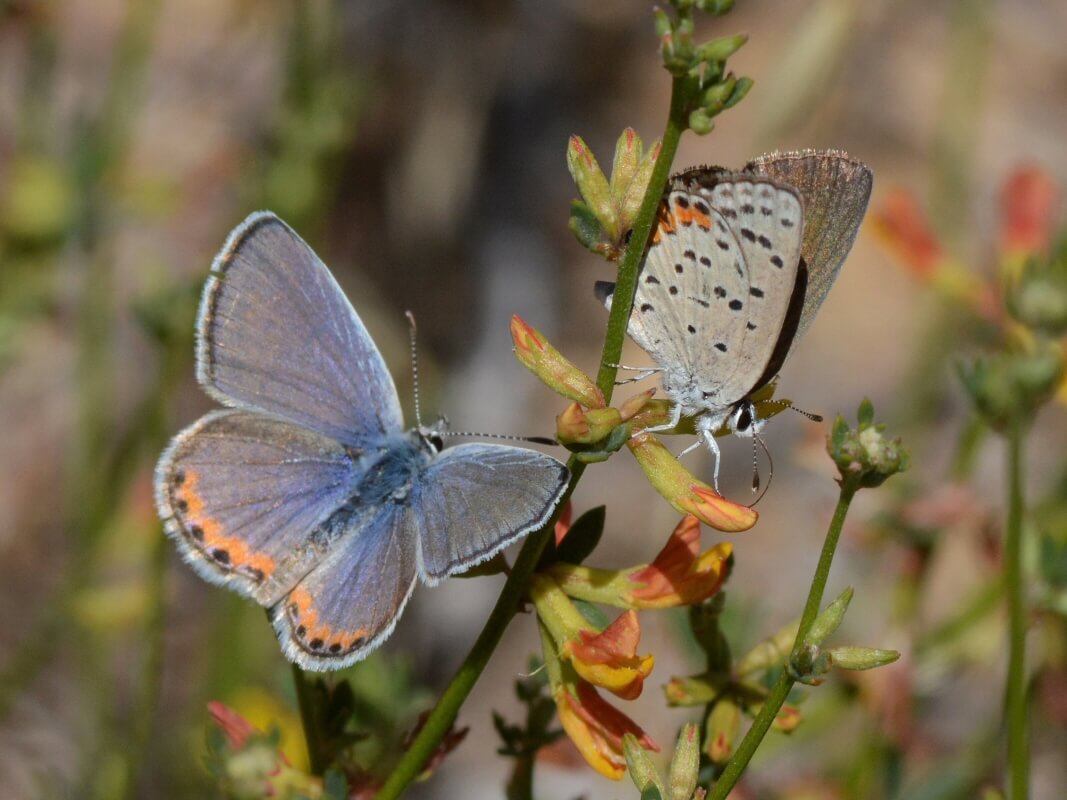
[827,646,901,671]
[567,136,616,240]
[705,699,740,764]
[803,586,853,647]
[556,403,623,446]
[668,723,701,800]
[511,315,604,408]
[696,34,748,65]
[628,433,757,531]
[735,619,799,676]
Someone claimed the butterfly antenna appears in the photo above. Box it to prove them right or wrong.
[442,430,560,446]
[405,310,423,428]
[747,430,773,507]
[762,398,824,423]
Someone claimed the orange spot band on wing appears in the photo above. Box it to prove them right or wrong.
[287,586,369,653]
[173,469,276,580]
[673,205,712,230]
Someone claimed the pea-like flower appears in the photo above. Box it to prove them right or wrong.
[548,515,733,610]
[554,679,660,780]
[532,574,654,700]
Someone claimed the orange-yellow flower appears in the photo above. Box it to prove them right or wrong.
[547,515,732,610]
[564,610,655,701]
[532,574,654,699]
[554,680,659,780]
[627,515,733,608]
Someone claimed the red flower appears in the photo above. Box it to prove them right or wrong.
[1000,166,1058,257]
[871,188,944,279]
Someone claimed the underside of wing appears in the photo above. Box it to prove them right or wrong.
[684,174,805,397]
[744,150,872,349]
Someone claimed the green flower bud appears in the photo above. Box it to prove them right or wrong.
[704,700,741,764]
[624,733,667,797]
[696,34,748,65]
[567,135,616,240]
[688,108,715,136]
[804,586,854,647]
[827,646,901,671]
[668,723,700,800]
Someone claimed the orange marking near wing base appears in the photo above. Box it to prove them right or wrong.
[287,586,369,652]
[174,469,276,580]
[651,204,675,244]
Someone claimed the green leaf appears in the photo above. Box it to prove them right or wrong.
[555,506,606,566]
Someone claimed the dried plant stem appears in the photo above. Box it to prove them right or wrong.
[708,479,859,800]
[1004,422,1029,800]
[373,78,693,800]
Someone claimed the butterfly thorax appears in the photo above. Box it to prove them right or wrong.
[352,431,436,507]
[662,368,734,422]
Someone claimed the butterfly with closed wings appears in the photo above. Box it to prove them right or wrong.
[155,212,569,671]
[596,149,872,490]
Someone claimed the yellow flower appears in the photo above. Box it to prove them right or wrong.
[554,680,659,780]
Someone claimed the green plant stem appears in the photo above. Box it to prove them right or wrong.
[292,663,328,775]
[1004,422,1028,800]
[594,81,690,399]
[374,77,693,800]
[505,753,535,800]
[708,479,859,800]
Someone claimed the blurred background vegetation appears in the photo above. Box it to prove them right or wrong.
[0,0,1065,797]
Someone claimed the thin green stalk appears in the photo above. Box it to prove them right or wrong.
[1004,422,1028,800]
[709,479,859,800]
[292,663,329,775]
[374,77,693,800]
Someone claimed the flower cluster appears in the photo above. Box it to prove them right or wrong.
[532,509,734,778]
[511,314,758,532]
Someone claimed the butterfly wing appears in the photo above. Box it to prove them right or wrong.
[412,444,569,584]
[155,410,362,605]
[744,150,872,349]
[688,174,805,396]
[198,212,403,447]
[597,175,803,409]
[271,503,418,671]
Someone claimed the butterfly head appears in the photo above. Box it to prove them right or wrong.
[417,413,449,453]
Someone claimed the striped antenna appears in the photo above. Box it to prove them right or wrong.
[405,311,422,428]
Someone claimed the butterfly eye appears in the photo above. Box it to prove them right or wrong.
[735,404,753,432]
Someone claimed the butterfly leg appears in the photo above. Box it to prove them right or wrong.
[638,400,683,435]
[607,364,663,386]
[694,413,730,493]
